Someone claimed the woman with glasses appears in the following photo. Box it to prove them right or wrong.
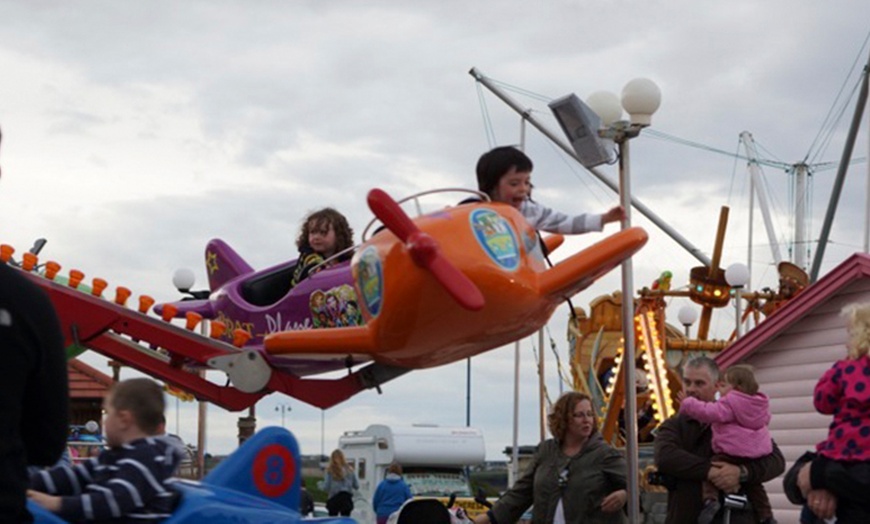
[474,391,627,524]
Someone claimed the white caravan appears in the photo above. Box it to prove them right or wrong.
[337,424,486,524]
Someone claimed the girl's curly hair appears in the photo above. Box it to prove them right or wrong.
[843,303,870,359]
[547,391,597,442]
[296,208,354,255]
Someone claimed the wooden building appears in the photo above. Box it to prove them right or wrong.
[67,358,113,427]
[717,252,870,524]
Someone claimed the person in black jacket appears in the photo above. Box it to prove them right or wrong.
[0,127,70,523]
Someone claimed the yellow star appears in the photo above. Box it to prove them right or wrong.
[206,251,219,275]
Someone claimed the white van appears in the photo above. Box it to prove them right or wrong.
[338,424,486,524]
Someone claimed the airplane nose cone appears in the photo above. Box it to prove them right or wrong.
[408,232,437,266]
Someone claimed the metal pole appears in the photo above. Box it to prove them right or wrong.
[865,88,870,253]
[740,131,783,266]
[469,67,711,267]
[466,358,471,427]
[197,320,208,479]
[618,137,640,523]
[734,289,743,338]
[794,164,809,269]
[811,50,870,281]
[748,172,755,288]
[510,340,521,488]
[538,329,546,442]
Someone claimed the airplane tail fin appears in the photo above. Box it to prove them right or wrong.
[203,426,301,511]
[205,239,254,291]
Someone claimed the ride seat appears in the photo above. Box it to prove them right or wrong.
[240,264,295,307]
[396,499,452,524]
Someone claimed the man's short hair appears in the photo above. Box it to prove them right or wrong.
[109,378,166,435]
[683,355,720,382]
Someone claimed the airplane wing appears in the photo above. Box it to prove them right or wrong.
[537,227,648,300]
[264,326,378,356]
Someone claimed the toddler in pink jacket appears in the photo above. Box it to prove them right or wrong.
[679,364,774,524]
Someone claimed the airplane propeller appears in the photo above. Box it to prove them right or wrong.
[367,188,485,311]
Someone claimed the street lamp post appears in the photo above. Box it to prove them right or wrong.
[725,263,750,338]
[275,404,292,428]
[587,78,661,524]
[678,305,699,338]
[172,268,209,479]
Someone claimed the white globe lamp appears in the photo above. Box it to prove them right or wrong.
[173,268,196,293]
[621,78,661,126]
[677,305,699,328]
[725,263,750,288]
[586,91,623,126]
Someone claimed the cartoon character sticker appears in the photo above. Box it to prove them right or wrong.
[355,246,383,318]
[308,284,363,328]
[470,209,520,271]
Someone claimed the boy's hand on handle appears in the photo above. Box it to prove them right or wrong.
[602,206,626,225]
[600,489,627,513]
[27,490,61,512]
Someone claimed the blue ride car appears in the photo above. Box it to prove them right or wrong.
[30,426,354,524]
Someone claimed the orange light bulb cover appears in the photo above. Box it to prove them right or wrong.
[114,287,132,306]
[91,278,108,297]
[185,312,203,331]
[68,269,85,288]
[161,304,178,322]
[138,295,156,314]
[22,253,38,271]
[232,329,252,348]
[0,244,14,263]
[44,261,61,280]
[209,321,227,339]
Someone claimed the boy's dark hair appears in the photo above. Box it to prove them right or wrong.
[724,364,759,395]
[295,207,354,255]
[110,378,166,435]
[475,146,533,197]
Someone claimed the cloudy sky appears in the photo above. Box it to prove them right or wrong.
[2,2,870,461]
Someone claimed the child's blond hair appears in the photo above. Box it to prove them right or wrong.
[723,364,759,396]
[842,303,870,359]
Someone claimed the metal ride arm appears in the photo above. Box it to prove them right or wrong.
[17,264,404,411]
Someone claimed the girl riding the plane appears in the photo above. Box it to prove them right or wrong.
[291,208,355,287]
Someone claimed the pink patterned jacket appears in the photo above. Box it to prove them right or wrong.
[814,354,870,461]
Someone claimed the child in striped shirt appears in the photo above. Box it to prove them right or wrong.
[28,378,184,522]
[475,146,624,235]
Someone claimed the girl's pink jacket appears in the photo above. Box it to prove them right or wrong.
[680,390,773,458]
